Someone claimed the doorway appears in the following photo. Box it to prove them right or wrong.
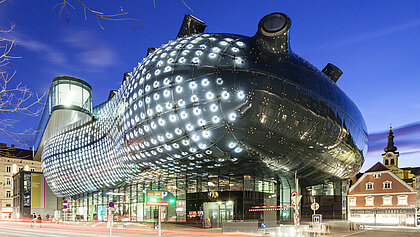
[203,201,233,228]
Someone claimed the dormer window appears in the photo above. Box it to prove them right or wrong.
[374,173,381,179]
[383,181,392,189]
[366,182,374,190]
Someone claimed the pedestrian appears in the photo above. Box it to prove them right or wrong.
[31,213,36,228]
[46,213,50,222]
[37,214,42,228]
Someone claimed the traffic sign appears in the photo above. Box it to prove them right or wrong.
[63,199,68,204]
[261,222,267,229]
[291,191,298,206]
[312,214,322,224]
[63,205,68,209]
[108,202,114,208]
[146,190,176,206]
[311,202,320,211]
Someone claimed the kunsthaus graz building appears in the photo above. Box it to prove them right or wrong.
[33,13,368,227]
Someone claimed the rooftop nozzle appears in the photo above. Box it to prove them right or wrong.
[177,14,206,38]
[254,12,292,55]
[322,63,343,83]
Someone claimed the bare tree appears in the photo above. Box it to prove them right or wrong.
[0,1,45,145]
[55,0,192,29]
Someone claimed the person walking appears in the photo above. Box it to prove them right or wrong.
[31,213,36,228]
[37,214,42,228]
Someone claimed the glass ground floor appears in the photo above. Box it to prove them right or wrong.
[60,174,347,227]
[60,174,296,227]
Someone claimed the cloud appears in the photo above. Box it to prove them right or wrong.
[60,29,117,69]
[318,17,420,50]
[367,121,420,154]
[13,33,67,65]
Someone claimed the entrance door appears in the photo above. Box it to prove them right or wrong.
[398,214,406,226]
[203,202,233,228]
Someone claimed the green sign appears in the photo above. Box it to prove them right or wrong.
[146,190,176,206]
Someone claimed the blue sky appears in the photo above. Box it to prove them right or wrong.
[1,0,419,172]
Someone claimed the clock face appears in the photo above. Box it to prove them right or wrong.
[386,153,393,158]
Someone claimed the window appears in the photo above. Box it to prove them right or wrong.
[6,177,11,185]
[5,204,11,207]
[6,166,11,173]
[349,197,357,206]
[30,168,35,172]
[385,160,389,165]
[374,173,381,179]
[18,167,23,172]
[382,196,392,205]
[390,159,395,165]
[365,196,374,206]
[6,191,11,198]
[366,182,374,190]
[383,181,392,189]
[398,195,408,205]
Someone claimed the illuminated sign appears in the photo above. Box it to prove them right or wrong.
[208,191,219,199]
[146,190,176,206]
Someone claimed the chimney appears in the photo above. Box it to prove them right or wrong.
[0,143,6,148]
[11,144,15,148]
[29,147,32,151]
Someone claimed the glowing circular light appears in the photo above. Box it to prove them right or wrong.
[216,78,223,85]
[178,57,186,63]
[212,116,220,123]
[205,150,212,154]
[154,69,161,75]
[195,50,203,56]
[198,143,207,149]
[167,58,175,64]
[209,53,217,58]
[198,119,206,126]
[153,81,159,88]
[212,47,221,53]
[160,53,167,58]
[145,97,151,103]
[180,111,188,119]
[173,144,180,149]
[158,118,165,126]
[178,99,185,107]
[150,122,157,129]
[157,61,163,67]
[201,78,209,86]
[182,50,190,55]
[228,142,237,149]
[153,93,160,100]
[189,81,197,89]
[234,57,244,64]
[146,73,151,80]
[206,92,215,100]
[182,139,190,146]
[164,66,172,72]
[186,123,194,131]
[191,134,200,141]
[186,44,194,49]
[166,132,173,139]
[192,57,200,64]
[231,47,239,53]
[163,78,171,85]
[191,95,199,102]
[193,108,201,115]
[165,102,172,110]
[237,91,246,99]
[145,85,151,92]
[175,86,183,93]
[210,104,218,112]
[163,89,170,97]
[156,105,163,112]
[234,147,243,153]
[175,128,182,135]
[229,112,237,121]
[169,114,177,122]
[202,131,211,138]
[221,91,229,99]
[175,75,183,83]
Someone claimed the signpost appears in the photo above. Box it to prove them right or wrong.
[108,202,114,236]
[292,172,302,229]
[146,191,176,236]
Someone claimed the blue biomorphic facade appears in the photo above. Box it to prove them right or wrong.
[37,12,368,217]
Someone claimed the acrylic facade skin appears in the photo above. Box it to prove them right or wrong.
[37,13,368,199]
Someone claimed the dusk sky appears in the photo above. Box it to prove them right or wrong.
[1,0,419,172]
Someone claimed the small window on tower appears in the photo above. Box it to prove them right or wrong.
[385,160,389,166]
[390,159,394,165]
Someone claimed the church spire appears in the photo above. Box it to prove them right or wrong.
[384,126,397,153]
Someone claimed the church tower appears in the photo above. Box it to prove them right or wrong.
[382,127,400,168]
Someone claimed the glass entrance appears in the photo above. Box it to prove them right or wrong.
[203,201,233,228]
